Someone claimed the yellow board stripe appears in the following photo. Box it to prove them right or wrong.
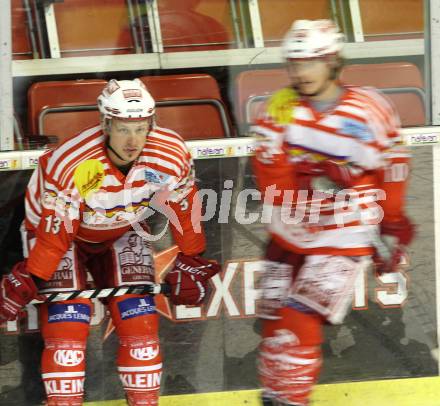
[85,376,440,406]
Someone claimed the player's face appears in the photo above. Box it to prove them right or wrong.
[286,58,334,98]
[108,118,151,163]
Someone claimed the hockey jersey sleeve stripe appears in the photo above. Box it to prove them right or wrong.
[60,147,105,186]
[26,185,40,214]
[142,155,182,175]
[254,118,284,132]
[332,108,369,125]
[346,93,394,135]
[355,88,397,124]
[286,129,384,170]
[337,101,395,145]
[351,89,400,135]
[146,133,188,156]
[356,95,394,134]
[25,205,41,228]
[251,124,285,141]
[25,191,41,218]
[53,138,103,183]
[292,119,385,151]
[150,127,187,149]
[144,143,186,164]
[142,148,184,168]
[46,125,101,176]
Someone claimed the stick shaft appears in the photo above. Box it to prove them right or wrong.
[29,283,169,305]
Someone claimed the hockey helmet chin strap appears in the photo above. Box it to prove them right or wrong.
[106,137,130,163]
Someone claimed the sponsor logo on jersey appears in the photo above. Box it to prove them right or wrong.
[130,345,159,361]
[48,303,91,324]
[44,378,84,395]
[117,234,155,283]
[340,119,374,141]
[120,371,162,389]
[42,190,57,210]
[118,296,156,320]
[53,350,85,367]
[73,159,105,198]
[144,169,171,184]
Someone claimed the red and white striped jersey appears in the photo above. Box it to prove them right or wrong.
[25,124,206,281]
[252,86,408,256]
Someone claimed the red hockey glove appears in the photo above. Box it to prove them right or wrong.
[374,216,415,275]
[381,216,415,246]
[374,244,409,275]
[0,261,40,322]
[165,253,221,306]
[295,160,323,176]
[294,160,324,190]
[318,160,364,189]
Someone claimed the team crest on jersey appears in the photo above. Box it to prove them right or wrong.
[145,169,170,184]
[42,190,57,210]
[116,233,154,284]
[73,159,105,198]
[340,119,374,141]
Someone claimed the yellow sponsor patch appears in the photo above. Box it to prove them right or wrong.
[73,159,105,198]
[267,87,298,125]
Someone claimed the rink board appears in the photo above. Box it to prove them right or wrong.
[85,377,440,406]
[0,133,438,405]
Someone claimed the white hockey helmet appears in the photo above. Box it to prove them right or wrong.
[97,78,155,120]
[281,19,344,59]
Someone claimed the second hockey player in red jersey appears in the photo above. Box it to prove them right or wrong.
[0,78,220,405]
[252,20,415,406]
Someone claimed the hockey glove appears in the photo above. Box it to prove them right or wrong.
[165,253,221,306]
[294,159,324,190]
[375,216,415,274]
[318,160,364,189]
[0,261,40,322]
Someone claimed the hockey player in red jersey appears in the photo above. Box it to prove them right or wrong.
[0,78,219,405]
[252,20,415,405]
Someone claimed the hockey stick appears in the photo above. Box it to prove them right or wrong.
[370,229,439,361]
[29,283,170,305]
